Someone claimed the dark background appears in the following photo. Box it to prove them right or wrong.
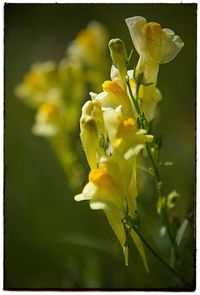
[4,3,196,290]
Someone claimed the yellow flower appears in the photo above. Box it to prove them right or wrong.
[125,16,184,65]
[15,62,58,108]
[77,79,152,268]
[67,22,109,92]
[102,107,153,159]
[77,21,108,54]
[75,155,149,271]
[76,40,156,266]
[125,16,184,121]
[75,17,165,269]
[93,67,133,117]
[75,157,125,213]
[32,102,62,137]
[74,160,129,265]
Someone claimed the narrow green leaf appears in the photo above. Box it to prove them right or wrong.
[131,230,150,273]
[176,218,189,246]
[170,218,189,266]
[127,49,133,66]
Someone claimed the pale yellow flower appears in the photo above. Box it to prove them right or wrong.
[92,66,134,117]
[76,63,153,269]
[103,107,153,159]
[125,16,184,121]
[15,62,58,108]
[32,102,62,137]
[75,155,149,271]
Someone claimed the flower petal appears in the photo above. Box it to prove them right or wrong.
[106,211,129,266]
[160,31,184,64]
[125,16,147,55]
[74,182,97,202]
[124,144,145,160]
[145,22,184,64]
[110,65,123,88]
[131,230,150,273]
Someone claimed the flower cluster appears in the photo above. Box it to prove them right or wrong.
[15,22,109,189]
[75,16,183,268]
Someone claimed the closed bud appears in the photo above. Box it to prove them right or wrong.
[108,38,127,90]
[109,38,127,66]
[80,100,105,169]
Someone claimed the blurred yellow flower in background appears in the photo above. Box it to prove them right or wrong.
[15,21,110,189]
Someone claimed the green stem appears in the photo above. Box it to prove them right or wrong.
[146,142,160,183]
[126,76,141,115]
[145,142,175,244]
[132,225,191,286]
[126,77,175,245]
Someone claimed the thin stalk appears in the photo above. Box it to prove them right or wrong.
[132,225,191,287]
[145,142,160,183]
[146,142,175,244]
[126,77,175,245]
[126,77,141,115]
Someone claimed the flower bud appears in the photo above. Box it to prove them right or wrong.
[108,38,127,90]
[109,38,127,67]
[80,100,105,169]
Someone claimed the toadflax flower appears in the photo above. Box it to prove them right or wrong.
[125,16,184,121]
[15,62,58,108]
[75,64,153,271]
[32,101,62,137]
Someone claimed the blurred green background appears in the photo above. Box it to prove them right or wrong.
[5,3,196,290]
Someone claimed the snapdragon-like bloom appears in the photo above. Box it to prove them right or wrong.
[125,16,184,121]
[75,65,152,270]
[75,16,183,269]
